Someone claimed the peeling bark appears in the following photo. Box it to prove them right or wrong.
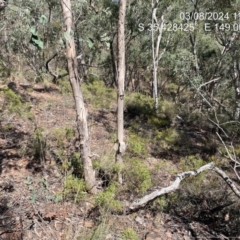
[60,0,96,194]
[115,0,126,184]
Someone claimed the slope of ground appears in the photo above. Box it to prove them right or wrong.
[0,81,237,239]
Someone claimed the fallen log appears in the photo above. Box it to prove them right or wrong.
[128,162,240,211]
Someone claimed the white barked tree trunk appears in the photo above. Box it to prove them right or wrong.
[60,0,96,194]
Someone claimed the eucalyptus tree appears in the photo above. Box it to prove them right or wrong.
[115,0,126,184]
[136,0,189,105]
[65,0,120,86]
[125,0,152,92]
[60,0,96,194]
[186,0,240,123]
[72,0,153,90]
[151,0,168,111]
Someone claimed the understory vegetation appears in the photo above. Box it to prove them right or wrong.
[1,0,240,239]
[1,79,239,238]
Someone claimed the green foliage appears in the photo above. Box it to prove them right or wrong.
[70,152,84,178]
[147,115,170,128]
[155,128,180,150]
[93,150,115,172]
[24,176,63,204]
[173,49,196,82]
[126,93,176,130]
[179,154,207,172]
[30,26,44,50]
[1,89,32,119]
[179,155,210,195]
[50,127,79,176]
[226,144,240,157]
[60,156,72,172]
[151,160,178,179]
[51,126,74,147]
[65,126,74,138]
[158,99,176,120]
[155,193,179,212]
[93,150,119,184]
[150,99,176,128]
[32,127,47,161]
[83,80,116,109]
[197,34,219,60]
[24,176,38,204]
[64,175,86,202]
[156,196,168,211]
[125,158,152,194]
[125,93,154,118]
[58,79,72,94]
[3,89,21,106]
[127,132,148,157]
[121,228,138,240]
[95,183,123,212]
[165,82,178,93]
[59,151,83,179]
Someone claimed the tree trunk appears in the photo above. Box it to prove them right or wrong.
[60,0,96,194]
[151,1,168,112]
[152,1,158,111]
[110,37,118,88]
[75,20,88,83]
[233,56,240,120]
[115,0,126,184]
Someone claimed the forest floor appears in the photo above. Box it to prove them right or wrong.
[0,82,237,240]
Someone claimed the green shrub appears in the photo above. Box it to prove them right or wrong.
[125,158,152,194]
[95,183,123,212]
[156,196,168,211]
[58,78,71,94]
[64,175,86,202]
[93,150,120,186]
[155,193,179,212]
[158,99,176,120]
[82,80,116,109]
[166,83,179,93]
[179,154,207,172]
[155,128,180,150]
[125,93,154,118]
[93,150,115,172]
[51,126,74,147]
[151,160,178,180]
[147,115,170,128]
[179,155,210,195]
[125,93,176,129]
[59,151,83,179]
[122,228,138,240]
[24,176,63,203]
[1,89,32,119]
[32,127,47,161]
[127,132,148,157]
[70,152,83,178]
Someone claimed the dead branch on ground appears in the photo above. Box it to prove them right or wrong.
[128,162,240,211]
